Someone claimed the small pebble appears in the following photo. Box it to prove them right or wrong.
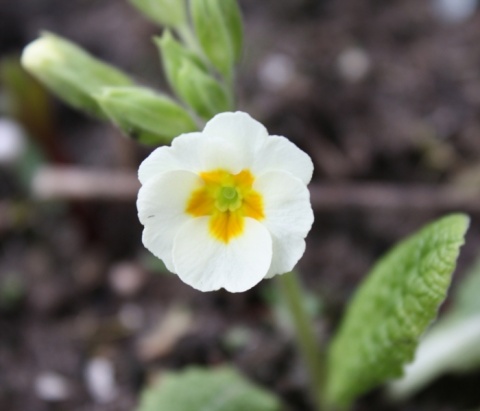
[258,53,295,91]
[108,261,146,297]
[432,0,477,23]
[337,47,371,83]
[0,119,26,164]
[84,357,117,403]
[35,372,70,402]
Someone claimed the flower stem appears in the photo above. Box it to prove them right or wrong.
[276,271,325,411]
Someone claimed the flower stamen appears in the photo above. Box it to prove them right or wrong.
[186,169,264,243]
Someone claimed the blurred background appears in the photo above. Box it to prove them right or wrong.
[1,0,480,410]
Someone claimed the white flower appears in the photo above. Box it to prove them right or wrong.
[137,111,314,292]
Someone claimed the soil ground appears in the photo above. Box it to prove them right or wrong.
[1,0,480,410]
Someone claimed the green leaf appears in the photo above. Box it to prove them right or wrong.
[388,254,480,400]
[95,86,197,144]
[136,367,282,411]
[325,214,470,408]
[190,0,243,79]
[21,32,133,118]
[129,0,187,27]
[388,315,480,400]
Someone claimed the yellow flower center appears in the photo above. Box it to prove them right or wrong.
[186,169,264,243]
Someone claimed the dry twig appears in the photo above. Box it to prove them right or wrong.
[32,166,480,211]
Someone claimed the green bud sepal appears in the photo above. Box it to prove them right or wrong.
[190,0,243,79]
[95,86,198,145]
[21,32,133,118]
[176,61,231,120]
[156,31,230,119]
[154,30,207,96]
[129,0,187,27]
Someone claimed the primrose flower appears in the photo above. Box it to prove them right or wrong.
[137,111,314,292]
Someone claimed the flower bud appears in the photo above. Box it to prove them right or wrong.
[95,86,197,144]
[21,33,133,118]
[190,0,243,78]
[129,0,187,27]
[154,30,206,96]
[176,61,231,119]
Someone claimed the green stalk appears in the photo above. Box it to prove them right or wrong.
[223,73,235,110]
[277,271,325,411]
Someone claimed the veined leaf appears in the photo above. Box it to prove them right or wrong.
[388,254,480,400]
[136,367,282,411]
[326,214,470,407]
[388,315,480,400]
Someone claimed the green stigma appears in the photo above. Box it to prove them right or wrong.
[216,186,242,212]
[222,186,237,200]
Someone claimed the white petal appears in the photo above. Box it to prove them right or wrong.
[203,112,268,166]
[201,136,245,174]
[252,135,314,184]
[138,132,204,184]
[172,217,273,292]
[254,171,314,278]
[138,132,245,184]
[137,170,202,271]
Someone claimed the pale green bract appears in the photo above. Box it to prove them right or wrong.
[325,214,470,407]
[136,367,281,411]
